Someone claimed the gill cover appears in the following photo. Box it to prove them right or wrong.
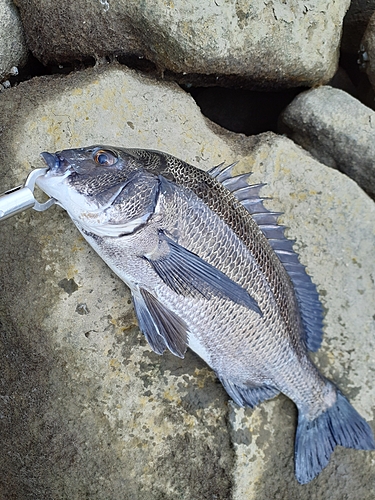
[39,147,160,237]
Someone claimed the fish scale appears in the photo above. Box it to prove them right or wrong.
[36,145,375,484]
[133,149,304,342]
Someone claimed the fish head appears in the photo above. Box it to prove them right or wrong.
[37,145,160,236]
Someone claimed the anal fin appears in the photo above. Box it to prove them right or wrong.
[219,377,279,408]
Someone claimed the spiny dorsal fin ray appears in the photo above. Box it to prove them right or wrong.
[210,161,239,183]
[240,199,271,214]
[208,162,324,352]
[259,225,286,239]
[221,173,254,191]
[207,162,225,178]
[268,238,296,252]
[230,185,269,203]
[252,212,283,225]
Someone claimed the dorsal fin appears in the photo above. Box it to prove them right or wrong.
[208,163,324,352]
[208,161,239,182]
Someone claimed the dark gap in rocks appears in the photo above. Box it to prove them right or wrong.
[184,86,305,136]
[338,50,375,110]
[11,53,46,81]
[338,1,375,110]
[166,71,297,89]
[6,52,159,88]
[339,51,363,88]
[7,53,97,87]
[116,54,158,74]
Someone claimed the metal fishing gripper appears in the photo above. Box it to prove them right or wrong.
[0,168,55,221]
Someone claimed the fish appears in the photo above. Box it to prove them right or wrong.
[36,145,375,484]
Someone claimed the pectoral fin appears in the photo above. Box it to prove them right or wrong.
[146,231,262,315]
[132,287,188,358]
[132,289,168,355]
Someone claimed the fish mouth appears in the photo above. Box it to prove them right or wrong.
[40,152,60,171]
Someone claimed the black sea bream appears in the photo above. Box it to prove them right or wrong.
[37,146,375,484]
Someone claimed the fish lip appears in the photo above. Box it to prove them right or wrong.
[40,151,60,171]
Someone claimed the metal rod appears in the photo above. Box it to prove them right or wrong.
[0,167,54,221]
[0,186,36,220]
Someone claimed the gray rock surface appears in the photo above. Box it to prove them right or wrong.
[362,11,375,91]
[0,0,28,82]
[14,0,350,87]
[0,65,374,499]
[280,85,375,200]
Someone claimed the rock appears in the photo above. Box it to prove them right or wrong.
[14,0,350,88]
[0,64,374,499]
[0,0,28,82]
[279,85,375,200]
[362,11,375,92]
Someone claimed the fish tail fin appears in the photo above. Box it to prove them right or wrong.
[295,389,375,484]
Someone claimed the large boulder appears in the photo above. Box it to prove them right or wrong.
[0,64,374,499]
[14,0,350,88]
[0,0,28,82]
[280,85,375,200]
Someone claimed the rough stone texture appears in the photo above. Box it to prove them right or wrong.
[0,0,28,82]
[14,0,350,88]
[280,85,375,200]
[341,0,375,53]
[0,65,374,499]
[362,11,375,91]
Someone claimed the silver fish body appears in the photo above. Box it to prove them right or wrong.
[37,146,374,484]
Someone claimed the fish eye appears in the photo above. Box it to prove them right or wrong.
[93,149,118,166]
